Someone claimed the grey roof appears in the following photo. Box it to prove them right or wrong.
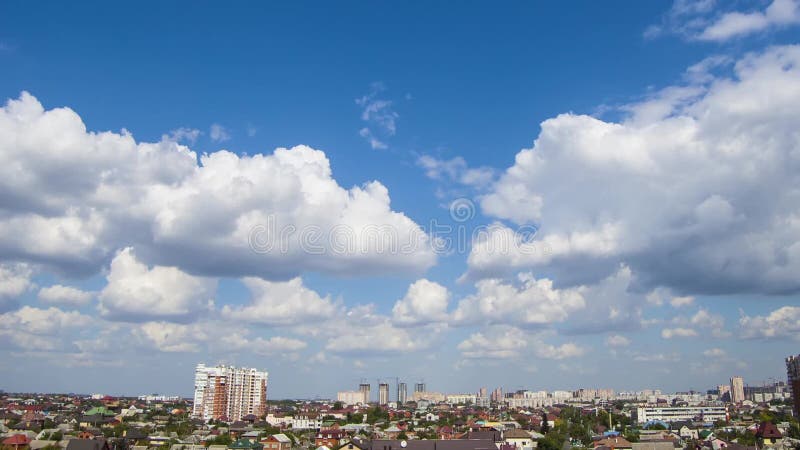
[632,443,677,450]
[65,439,108,450]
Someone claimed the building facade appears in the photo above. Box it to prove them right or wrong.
[192,364,268,421]
[378,383,390,405]
[730,376,745,404]
[337,390,368,405]
[398,382,407,404]
[787,355,800,415]
[359,383,371,403]
[633,406,727,424]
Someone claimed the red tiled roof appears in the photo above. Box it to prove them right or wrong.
[3,434,31,445]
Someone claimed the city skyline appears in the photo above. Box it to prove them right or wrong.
[2,1,800,398]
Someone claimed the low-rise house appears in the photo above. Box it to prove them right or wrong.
[228,439,264,450]
[261,434,291,450]
[29,440,58,450]
[320,428,348,445]
[504,429,534,448]
[64,439,110,450]
[594,436,633,450]
[240,431,261,443]
[3,434,31,450]
[631,442,676,450]
[756,422,782,446]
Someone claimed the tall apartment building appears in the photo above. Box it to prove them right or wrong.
[337,390,368,405]
[787,355,800,415]
[730,376,745,404]
[398,382,407,404]
[490,387,503,403]
[378,383,390,405]
[193,364,268,421]
[359,383,371,403]
[414,382,426,393]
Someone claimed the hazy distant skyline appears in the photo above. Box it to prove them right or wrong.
[2,1,800,398]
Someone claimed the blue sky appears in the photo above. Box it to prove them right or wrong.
[2,0,800,399]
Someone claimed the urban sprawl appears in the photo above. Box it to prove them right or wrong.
[4,357,800,450]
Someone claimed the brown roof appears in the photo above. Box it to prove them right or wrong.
[595,437,633,449]
[504,430,532,439]
[756,422,782,439]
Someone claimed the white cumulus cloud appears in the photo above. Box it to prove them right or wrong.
[0,93,435,279]
[98,248,215,323]
[473,46,800,296]
[38,285,94,307]
[221,277,339,326]
[392,278,450,326]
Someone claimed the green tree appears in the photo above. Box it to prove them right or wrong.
[541,412,550,434]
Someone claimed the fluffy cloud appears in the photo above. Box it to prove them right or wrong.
[0,93,435,279]
[209,123,230,142]
[453,272,585,327]
[98,248,215,323]
[0,263,33,311]
[38,285,94,307]
[219,332,307,356]
[165,127,201,144]
[392,279,450,326]
[661,327,698,339]
[457,326,585,361]
[0,306,91,351]
[134,322,207,353]
[458,326,528,359]
[645,0,800,41]
[417,155,496,189]
[740,306,800,339]
[474,46,800,296]
[534,341,586,360]
[698,0,800,41]
[221,277,339,326]
[325,304,434,356]
[670,296,695,308]
[606,334,631,348]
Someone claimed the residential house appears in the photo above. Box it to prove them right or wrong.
[228,440,264,450]
[261,434,291,450]
[2,434,31,450]
[756,422,782,446]
[316,428,347,448]
[593,437,633,450]
[64,439,110,450]
[504,429,534,449]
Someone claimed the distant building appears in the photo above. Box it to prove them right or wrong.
[359,383,371,403]
[398,382,407,404]
[337,391,367,406]
[415,383,426,393]
[788,355,800,415]
[730,376,745,404]
[412,391,445,402]
[192,363,268,421]
[261,434,291,450]
[378,383,389,405]
[633,405,727,424]
[490,387,503,403]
